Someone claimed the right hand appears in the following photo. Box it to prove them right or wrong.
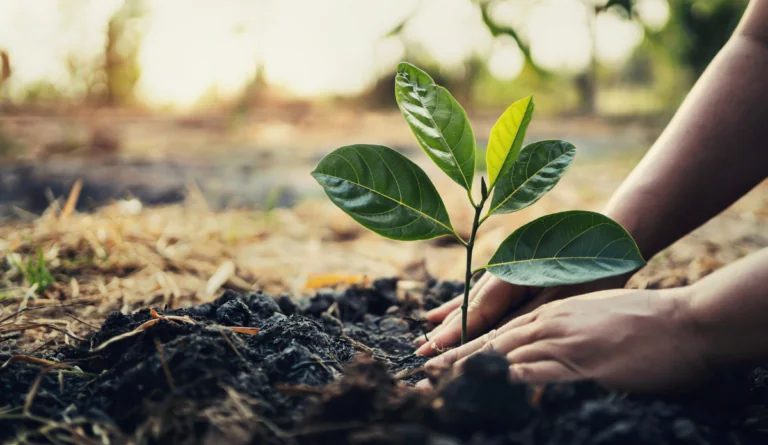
[414,273,630,357]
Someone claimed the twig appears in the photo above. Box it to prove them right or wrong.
[60,179,83,220]
[90,318,160,352]
[225,326,260,335]
[150,308,195,325]
[154,338,176,391]
[0,300,93,326]
[1,354,72,369]
[64,312,99,330]
[25,365,69,414]
[218,330,247,364]
[0,322,87,342]
[394,366,425,381]
[341,334,375,357]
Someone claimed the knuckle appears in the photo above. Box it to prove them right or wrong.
[480,328,498,347]
[440,348,462,368]
[510,364,527,380]
[480,336,498,353]
[529,321,547,340]
[424,359,439,371]
[541,319,565,335]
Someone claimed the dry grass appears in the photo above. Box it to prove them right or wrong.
[0,177,767,355]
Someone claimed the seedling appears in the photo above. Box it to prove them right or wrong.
[11,248,55,293]
[313,63,645,345]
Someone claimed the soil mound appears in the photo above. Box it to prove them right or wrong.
[1,280,766,444]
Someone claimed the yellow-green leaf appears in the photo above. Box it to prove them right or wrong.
[486,96,534,188]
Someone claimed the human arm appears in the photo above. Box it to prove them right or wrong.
[416,0,768,356]
[603,0,768,260]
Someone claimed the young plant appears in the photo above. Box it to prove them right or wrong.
[312,63,645,345]
[11,247,55,293]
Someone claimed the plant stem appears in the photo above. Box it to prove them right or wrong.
[461,199,485,345]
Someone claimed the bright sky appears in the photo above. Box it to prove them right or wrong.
[0,0,669,108]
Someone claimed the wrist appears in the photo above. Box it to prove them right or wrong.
[664,286,717,376]
[602,185,664,261]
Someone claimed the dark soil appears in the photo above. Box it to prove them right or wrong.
[0,156,295,220]
[1,279,768,445]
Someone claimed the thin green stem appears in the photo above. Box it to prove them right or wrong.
[461,194,487,345]
[471,266,487,275]
[452,231,469,247]
[466,189,477,208]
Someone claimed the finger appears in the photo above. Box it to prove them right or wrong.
[424,327,500,372]
[509,360,581,384]
[425,273,491,323]
[413,335,428,347]
[429,275,530,342]
[420,302,539,361]
[415,379,432,389]
[415,279,522,356]
[497,308,539,334]
[425,301,470,342]
[413,307,460,348]
[451,321,546,371]
[505,293,552,320]
[416,276,495,347]
[506,342,558,364]
[425,295,463,323]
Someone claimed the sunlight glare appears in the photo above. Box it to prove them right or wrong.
[0,0,658,108]
[488,36,525,80]
[402,0,491,71]
[528,0,592,73]
[595,11,644,66]
[635,0,670,31]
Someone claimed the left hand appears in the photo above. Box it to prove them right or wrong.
[419,288,712,393]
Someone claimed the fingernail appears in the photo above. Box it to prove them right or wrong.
[415,379,431,389]
[416,340,440,356]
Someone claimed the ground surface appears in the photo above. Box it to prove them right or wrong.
[1,110,767,444]
[3,280,768,445]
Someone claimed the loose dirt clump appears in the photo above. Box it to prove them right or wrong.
[1,280,768,445]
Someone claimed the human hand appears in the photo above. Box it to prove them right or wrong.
[415,273,629,357]
[420,287,711,393]
[414,274,529,356]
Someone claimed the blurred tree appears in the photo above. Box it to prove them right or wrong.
[478,0,635,115]
[0,51,9,88]
[652,0,747,77]
[370,0,745,115]
[0,50,10,106]
[103,0,146,106]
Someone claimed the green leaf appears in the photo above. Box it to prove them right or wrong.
[485,211,645,287]
[311,144,457,241]
[395,62,475,192]
[486,96,534,188]
[487,140,576,216]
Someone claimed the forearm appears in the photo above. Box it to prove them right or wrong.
[604,3,768,259]
[680,248,768,369]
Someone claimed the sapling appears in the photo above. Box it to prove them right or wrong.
[312,63,645,345]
